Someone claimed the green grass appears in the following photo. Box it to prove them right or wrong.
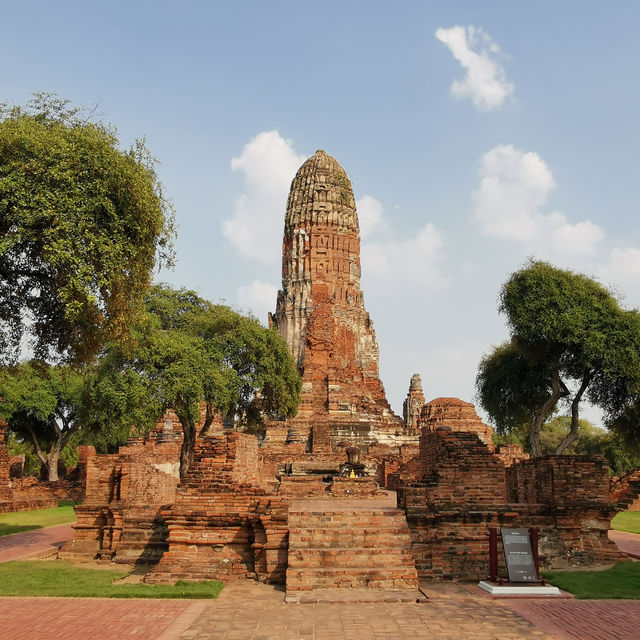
[0,503,77,537]
[542,561,640,598]
[611,511,640,534]
[0,560,224,599]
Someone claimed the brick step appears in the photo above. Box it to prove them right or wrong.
[288,531,412,548]
[286,567,419,591]
[285,502,419,595]
[288,515,409,528]
[288,547,415,568]
[285,588,426,604]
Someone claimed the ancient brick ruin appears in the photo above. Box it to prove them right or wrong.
[60,149,632,597]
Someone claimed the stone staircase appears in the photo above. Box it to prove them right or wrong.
[285,497,424,603]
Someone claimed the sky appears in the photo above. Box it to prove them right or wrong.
[2,1,640,425]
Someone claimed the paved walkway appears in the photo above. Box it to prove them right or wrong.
[0,597,209,640]
[0,522,74,562]
[1,578,640,639]
[174,580,554,640]
[501,600,640,640]
[609,529,640,559]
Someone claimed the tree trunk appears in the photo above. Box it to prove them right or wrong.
[45,447,61,482]
[530,367,566,457]
[555,373,592,454]
[179,420,196,480]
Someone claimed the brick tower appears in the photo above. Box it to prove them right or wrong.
[271,150,404,448]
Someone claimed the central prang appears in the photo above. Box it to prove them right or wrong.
[270,150,408,449]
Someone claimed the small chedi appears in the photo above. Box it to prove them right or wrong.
[61,150,630,596]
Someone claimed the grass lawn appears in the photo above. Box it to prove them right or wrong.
[0,560,224,598]
[542,561,640,599]
[611,511,640,535]
[0,503,77,537]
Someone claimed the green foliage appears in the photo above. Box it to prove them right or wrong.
[542,562,640,599]
[6,431,41,477]
[611,512,640,535]
[477,342,551,435]
[89,285,301,475]
[492,415,640,476]
[0,561,223,598]
[0,504,76,537]
[0,93,175,365]
[477,260,640,456]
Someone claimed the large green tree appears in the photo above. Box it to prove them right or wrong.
[0,94,175,365]
[89,285,300,477]
[476,260,640,457]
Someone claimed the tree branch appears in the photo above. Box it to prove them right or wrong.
[530,367,564,457]
[555,372,592,454]
[25,422,48,466]
[198,402,216,437]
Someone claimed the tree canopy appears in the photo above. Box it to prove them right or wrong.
[476,260,640,456]
[89,285,301,476]
[0,94,175,365]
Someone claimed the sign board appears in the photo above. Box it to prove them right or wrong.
[501,528,538,583]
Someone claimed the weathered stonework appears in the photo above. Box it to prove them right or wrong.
[270,150,406,449]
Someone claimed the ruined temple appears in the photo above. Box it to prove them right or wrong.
[270,150,405,448]
[59,149,633,597]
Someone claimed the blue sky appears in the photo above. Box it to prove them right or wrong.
[3,1,640,422]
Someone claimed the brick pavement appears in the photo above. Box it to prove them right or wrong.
[608,529,640,559]
[0,522,74,562]
[501,600,640,640]
[0,597,209,640]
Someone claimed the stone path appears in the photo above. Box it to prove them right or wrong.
[609,529,640,559]
[0,522,74,562]
[0,597,208,640]
[501,600,640,640]
[180,580,553,639]
[1,580,640,639]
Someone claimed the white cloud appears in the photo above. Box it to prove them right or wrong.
[356,195,388,240]
[473,144,604,256]
[435,25,514,110]
[222,130,306,263]
[362,221,445,287]
[598,247,640,301]
[237,280,279,324]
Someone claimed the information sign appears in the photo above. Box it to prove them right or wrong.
[500,528,538,583]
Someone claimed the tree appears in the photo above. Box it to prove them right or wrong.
[476,260,640,456]
[0,94,175,365]
[0,361,85,481]
[90,285,301,477]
